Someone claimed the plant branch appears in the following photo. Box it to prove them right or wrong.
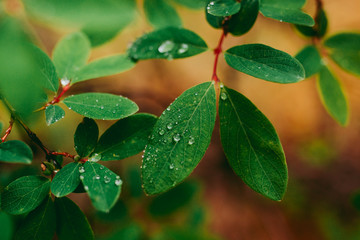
[1,117,14,142]
[40,82,71,110]
[212,30,227,83]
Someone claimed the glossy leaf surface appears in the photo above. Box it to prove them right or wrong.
[0,140,33,164]
[81,162,122,212]
[94,114,157,161]
[2,176,50,215]
[219,86,287,200]
[225,44,305,83]
[144,0,182,28]
[63,93,138,120]
[227,0,259,36]
[45,105,65,126]
[51,162,81,197]
[74,118,99,157]
[127,27,208,61]
[142,82,216,195]
[295,9,327,37]
[206,0,241,17]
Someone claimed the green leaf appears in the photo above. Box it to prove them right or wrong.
[295,9,328,38]
[94,114,157,161]
[205,9,225,29]
[0,122,3,133]
[52,32,91,81]
[31,45,59,93]
[97,224,143,240]
[227,0,259,36]
[172,0,207,9]
[324,33,360,51]
[224,44,305,83]
[0,212,13,240]
[45,105,65,126]
[142,82,216,195]
[74,118,99,157]
[63,93,139,120]
[206,0,241,17]
[0,140,33,164]
[295,45,322,78]
[219,85,287,200]
[14,197,56,240]
[2,176,50,215]
[72,55,135,84]
[54,197,94,240]
[81,162,122,212]
[260,0,314,26]
[148,181,197,217]
[317,66,349,126]
[51,162,81,197]
[329,50,360,76]
[127,27,208,61]
[144,0,182,29]
[95,200,128,223]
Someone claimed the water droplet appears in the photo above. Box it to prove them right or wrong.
[100,106,104,109]
[80,175,84,180]
[89,153,101,162]
[95,99,99,103]
[167,123,173,130]
[60,78,70,86]
[169,163,174,169]
[177,43,189,54]
[159,129,165,135]
[84,186,89,191]
[219,83,224,88]
[167,106,171,111]
[100,166,104,170]
[210,1,215,5]
[112,110,116,114]
[173,133,181,142]
[104,176,111,184]
[79,166,85,173]
[158,40,175,53]
[115,179,122,186]
[188,136,195,145]
[220,92,227,100]
[94,175,100,180]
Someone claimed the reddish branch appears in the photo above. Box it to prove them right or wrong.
[40,82,71,110]
[1,118,14,142]
[212,30,227,83]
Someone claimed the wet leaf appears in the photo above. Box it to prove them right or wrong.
[0,140,33,164]
[45,105,65,126]
[51,162,81,197]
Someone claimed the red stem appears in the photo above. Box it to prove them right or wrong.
[212,30,227,83]
[1,118,14,142]
[42,82,71,109]
[50,151,76,159]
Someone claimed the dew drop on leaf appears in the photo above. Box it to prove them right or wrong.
[115,179,122,186]
[84,185,89,191]
[173,133,181,142]
[220,92,227,100]
[188,136,195,145]
[159,129,165,135]
[79,166,85,173]
[104,176,111,184]
[60,78,70,86]
[169,163,174,169]
[89,153,102,162]
[178,44,189,54]
[80,175,84,180]
[167,123,173,130]
[158,40,175,53]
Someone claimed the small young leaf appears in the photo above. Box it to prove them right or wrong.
[260,0,314,26]
[227,0,259,36]
[51,162,81,197]
[317,66,349,126]
[142,82,216,195]
[94,114,157,161]
[74,118,99,157]
[14,197,56,240]
[329,50,360,76]
[55,197,94,240]
[31,45,59,93]
[172,0,207,9]
[81,162,122,212]
[45,105,65,126]
[144,0,182,29]
[295,45,322,78]
[2,176,50,215]
[52,32,91,81]
[295,9,328,38]
[206,0,241,17]
[127,27,208,61]
[0,212,13,240]
[224,44,305,83]
[219,86,287,200]
[0,140,33,164]
[63,93,139,120]
[72,55,135,84]
[324,33,360,51]
[205,10,225,29]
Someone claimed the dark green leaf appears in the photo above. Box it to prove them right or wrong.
[0,212,13,240]
[317,66,349,126]
[73,55,135,84]
[153,228,218,240]
[227,0,259,36]
[0,140,33,164]
[144,0,182,29]
[94,114,157,161]
[219,85,287,200]
[224,44,305,83]
[329,50,360,76]
[51,162,81,197]
[295,9,327,37]
[45,105,65,126]
[81,162,122,212]
[55,197,94,240]
[14,197,56,240]
[63,93,139,120]
[97,224,143,240]
[295,45,322,78]
[206,0,241,17]
[142,82,216,195]
[127,27,208,61]
[205,10,225,29]
[148,181,197,216]
[52,32,91,81]
[126,167,143,198]
[96,200,128,223]
[324,33,360,51]
[74,118,99,157]
[260,0,314,26]
[31,45,59,93]
[172,0,207,9]
[2,176,50,215]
